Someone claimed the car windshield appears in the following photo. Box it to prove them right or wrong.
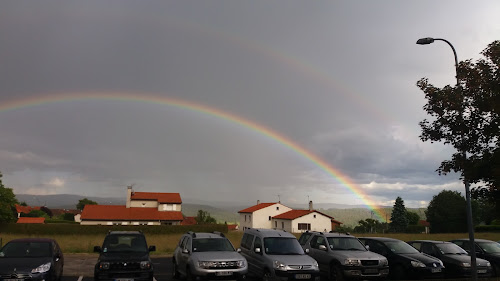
[327,237,366,251]
[264,237,304,255]
[0,242,51,258]
[437,243,468,255]
[384,241,420,254]
[102,235,148,253]
[192,238,235,252]
[478,242,500,254]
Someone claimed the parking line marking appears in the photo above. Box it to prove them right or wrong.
[77,276,83,281]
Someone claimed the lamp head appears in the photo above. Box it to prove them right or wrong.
[416,37,435,45]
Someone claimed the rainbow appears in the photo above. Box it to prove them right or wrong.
[0,92,386,220]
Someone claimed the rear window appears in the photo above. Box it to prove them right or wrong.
[241,233,254,249]
[103,234,148,253]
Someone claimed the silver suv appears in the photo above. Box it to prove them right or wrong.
[299,231,388,280]
[172,231,248,281]
[240,228,320,281]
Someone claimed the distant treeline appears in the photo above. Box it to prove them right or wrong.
[321,208,427,227]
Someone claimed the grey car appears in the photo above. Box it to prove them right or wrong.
[172,231,247,281]
[299,231,388,281]
[240,228,320,281]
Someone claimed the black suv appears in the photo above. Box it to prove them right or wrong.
[450,238,500,276]
[94,231,156,281]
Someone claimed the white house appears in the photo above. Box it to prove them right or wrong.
[239,201,342,233]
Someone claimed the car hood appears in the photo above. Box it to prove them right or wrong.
[397,253,441,265]
[483,253,500,261]
[98,252,150,262]
[267,254,317,265]
[191,251,245,261]
[333,250,385,260]
[0,257,52,273]
[440,254,490,266]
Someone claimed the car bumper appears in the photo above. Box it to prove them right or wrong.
[342,266,389,279]
[410,266,445,278]
[191,267,248,280]
[448,266,492,278]
[94,270,154,281]
[0,271,56,281]
[274,270,320,281]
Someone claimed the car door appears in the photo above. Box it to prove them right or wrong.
[52,241,64,279]
[240,233,256,275]
[308,235,330,274]
[178,236,191,275]
[250,236,266,277]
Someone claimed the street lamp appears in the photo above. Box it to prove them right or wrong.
[416,37,477,281]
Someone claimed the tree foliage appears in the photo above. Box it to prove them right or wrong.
[353,218,386,233]
[20,210,49,219]
[417,40,500,188]
[389,197,409,232]
[76,198,98,211]
[406,210,420,225]
[0,172,19,223]
[425,190,473,233]
[195,209,217,224]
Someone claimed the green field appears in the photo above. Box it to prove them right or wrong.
[2,231,500,255]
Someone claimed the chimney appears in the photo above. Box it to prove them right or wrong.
[257,200,260,205]
[126,186,133,208]
[309,200,313,211]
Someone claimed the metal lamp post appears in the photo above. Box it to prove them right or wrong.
[416,37,477,281]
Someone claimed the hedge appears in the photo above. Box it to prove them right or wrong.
[405,225,426,234]
[0,223,227,235]
[475,225,500,232]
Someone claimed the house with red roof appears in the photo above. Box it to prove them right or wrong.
[238,201,342,233]
[17,217,45,224]
[80,186,184,226]
[15,204,41,218]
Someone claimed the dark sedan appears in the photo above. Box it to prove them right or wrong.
[451,238,500,276]
[359,237,444,280]
[0,238,64,281]
[407,240,492,278]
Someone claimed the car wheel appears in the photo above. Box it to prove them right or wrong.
[262,269,273,281]
[329,264,344,281]
[494,264,500,277]
[186,267,195,281]
[172,260,180,279]
[390,265,406,280]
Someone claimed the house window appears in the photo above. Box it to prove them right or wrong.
[276,207,279,210]
[298,223,311,231]
[314,215,316,218]
[245,215,247,222]
[281,222,284,229]
[268,216,271,221]
[275,221,277,228]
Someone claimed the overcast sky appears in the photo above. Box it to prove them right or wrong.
[1,1,499,209]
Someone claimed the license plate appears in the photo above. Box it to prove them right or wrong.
[478,269,487,274]
[115,279,134,281]
[295,274,311,279]
[364,269,378,274]
[215,271,232,276]
[4,279,24,281]
[431,268,442,273]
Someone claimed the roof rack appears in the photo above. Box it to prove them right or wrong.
[213,231,225,237]
[187,231,196,238]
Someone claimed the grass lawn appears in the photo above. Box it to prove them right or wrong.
[2,231,500,254]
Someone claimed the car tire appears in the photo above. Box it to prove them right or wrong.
[390,265,405,280]
[329,264,344,281]
[172,260,180,279]
[262,269,273,281]
[186,267,195,281]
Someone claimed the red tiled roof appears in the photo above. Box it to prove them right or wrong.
[15,205,41,214]
[238,203,278,213]
[273,210,334,220]
[17,217,45,224]
[227,224,238,231]
[131,192,182,203]
[81,205,184,221]
[181,216,197,225]
[418,220,430,227]
[51,209,81,216]
[331,219,343,225]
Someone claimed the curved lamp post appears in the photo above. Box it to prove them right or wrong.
[416,37,477,281]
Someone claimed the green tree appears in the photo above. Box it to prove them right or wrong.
[353,218,384,233]
[61,213,76,221]
[19,201,28,206]
[195,210,217,224]
[389,197,409,232]
[0,172,19,223]
[406,210,420,225]
[426,190,469,233]
[417,41,500,218]
[20,210,49,218]
[76,198,98,211]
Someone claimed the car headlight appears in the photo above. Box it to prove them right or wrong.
[312,260,319,269]
[99,262,110,270]
[380,258,388,266]
[198,261,216,268]
[273,260,287,271]
[237,260,246,268]
[344,258,361,266]
[486,262,491,267]
[411,261,426,268]
[140,261,152,270]
[461,262,471,267]
[32,262,51,273]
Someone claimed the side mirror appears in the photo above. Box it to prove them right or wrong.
[305,248,310,254]
[254,247,261,254]
[149,245,156,252]
[93,246,102,253]
[365,245,370,251]
[182,248,190,254]
[319,245,327,251]
[237,248,242,253]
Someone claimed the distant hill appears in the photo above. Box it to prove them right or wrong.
[14,194,426,227]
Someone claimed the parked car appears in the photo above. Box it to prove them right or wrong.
[94,231,156,281]
[240,228,320,281]
[298,231,388,280]
[173,231,247,281]
[407,240,492,278]
[451,238,500,276]
[0,238,64,281]
[358,237,444,280]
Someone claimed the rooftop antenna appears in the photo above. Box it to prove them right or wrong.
[277,194,281,203]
